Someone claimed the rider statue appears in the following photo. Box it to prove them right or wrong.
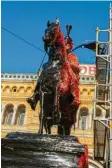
[27,22,80,111]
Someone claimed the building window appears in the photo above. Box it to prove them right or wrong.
[19,87,24,93]
[81,116,87,129]
[79,108,88,130]
[15,106,26,125]
[82,89,88,96]
[12,87,17,92]
[18,112,25,125]
[4,86,10,93]
[26,87,32,93]
[6,112,13,125]
[89,89,94,96]
[14,89,16,92]
[2,105,14,125]
[26,76,29,78]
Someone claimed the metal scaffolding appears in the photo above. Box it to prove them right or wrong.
[93,3,112,168]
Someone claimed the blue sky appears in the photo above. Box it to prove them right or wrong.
[1,1,110,73]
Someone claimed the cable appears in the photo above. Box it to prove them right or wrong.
[2,26,47,75]
[1,26,45,53]
[37,52,46,75]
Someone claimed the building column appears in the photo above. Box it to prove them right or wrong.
[11,106,17,125]
[89,108,93,129]
[1,104,6,124]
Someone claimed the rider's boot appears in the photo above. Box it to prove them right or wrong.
[26,92,39,111]
[27,80,40,110]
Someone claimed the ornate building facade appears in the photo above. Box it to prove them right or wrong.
[1,64,107,157]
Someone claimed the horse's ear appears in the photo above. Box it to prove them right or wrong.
[47,21,51,27]
[69,25,72,31]
[66,25,72,31]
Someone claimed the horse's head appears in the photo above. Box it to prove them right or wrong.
[42,18,60,51]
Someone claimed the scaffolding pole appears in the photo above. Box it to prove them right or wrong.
[109,3,112,168]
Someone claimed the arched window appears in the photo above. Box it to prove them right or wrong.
[82,89,88,96]
[79,107,88,129]
[12,87,17,93]
[26,76,29,79]
[9,75,12,78]
[19,87,25,93]
[2,105,14,125]
[89,89,94,97]
[6,112,13,125]
[26,87,32,93]
[18,112,25,125]
[15,106,26,125]
[82,77,85,80]
[4,86,10,93]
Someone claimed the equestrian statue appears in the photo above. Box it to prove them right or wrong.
[27,18,80,135]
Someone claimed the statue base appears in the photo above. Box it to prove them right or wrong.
[1,132,88,168]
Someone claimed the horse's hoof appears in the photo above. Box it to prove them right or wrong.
[38,131,43,135]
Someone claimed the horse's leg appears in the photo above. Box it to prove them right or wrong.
[47,124,51,134]
[38,111,44,134]
[38,119,43,134]
[41,93,53,135]
[38,91,44,134]
[43,118,52,134]
[63,111,77,135]
[57,125,64,135]
[64,125,71,135]
[40,120,44,134]
[45,92,55,135]
[43,119,48,134]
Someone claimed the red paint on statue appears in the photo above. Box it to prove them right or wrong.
[52,24,80,115]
